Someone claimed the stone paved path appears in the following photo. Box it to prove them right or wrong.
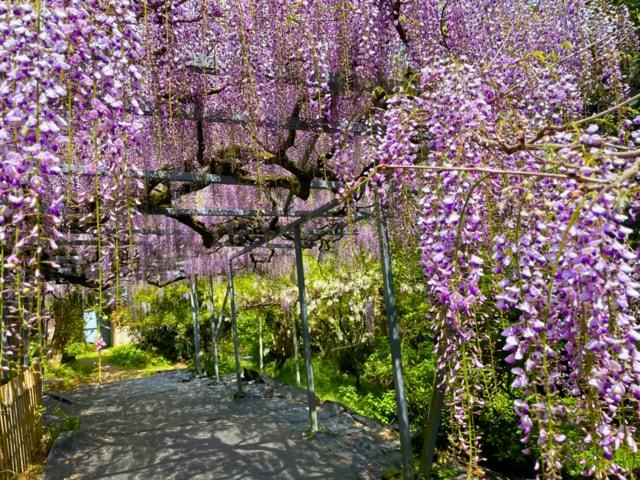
[44,370,400,479]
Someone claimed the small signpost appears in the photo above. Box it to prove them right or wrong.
[83,311,98,344]
[83,311,110,346]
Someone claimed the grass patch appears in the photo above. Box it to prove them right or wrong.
[63,341,94,359]
[107,345,170,369]
[45,345,175,391]
[46,406,81,443]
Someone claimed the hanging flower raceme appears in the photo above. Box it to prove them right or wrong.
[0,1,143,373]
[1,1,638,476]
[370,1,639,476]
[494,151,640,477]
[94,336,106,352]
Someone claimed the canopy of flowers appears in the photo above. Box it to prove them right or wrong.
[1,1,639,477]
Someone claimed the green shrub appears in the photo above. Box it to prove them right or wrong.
[202,350,235,377]
[363,390,397,423]
[64,342,91,358]
[107,345,152,368]
[137,326,191,362]
[476,390,532,472]
[561,430,640,477]
[337,385,397,424]
[50,291,87,355]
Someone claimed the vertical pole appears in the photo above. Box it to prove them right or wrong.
[1,302,7,381]
[258,316,264,370]
[218,285,230,381]
[228,263,243,397]
[40,294,47,390]
[376,192,414,480]
[208,275,220,383]
[419,361,445,478]
[293,226,318,433]
[41,292,47,351]
[290,313,301,388]
[23,300,30,369]
[190,274,201,376]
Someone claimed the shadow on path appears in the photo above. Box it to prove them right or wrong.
[45,370,400,479]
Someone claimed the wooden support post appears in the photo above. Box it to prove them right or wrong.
[293,225,318,433]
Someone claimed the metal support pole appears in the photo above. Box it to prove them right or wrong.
[40,295,47,391]
[219,285,229,327]
[228,264,243,397]
[208,275,220,383]
[293,226,318,433]
[376,193,414,480]
[258,316,264,370]
[419,361,445,478]
[217,284,230,378]
[290,313,301,388]
[189,274,202,376]
[1,303,7,381]
[23,298,31,369]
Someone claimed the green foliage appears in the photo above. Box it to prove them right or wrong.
[381,466,402,479]
[615,449,640,476]
[137,325,190,362]
[620,0,640,18]
[476,391,531,471]
[562,444,640,477]
[114,248,548,475]
[129,281,221,362]
[63,342,92,358]
[268,356,357,399]
[46,406,81,447]
[361,342,393,388]
[202,349,235,377]
[53,406,81,432]
[402,345,436,417]
[49,291,87,354]
[267,355,398,425]
[107,345,169,369]
[338,385,397,424]
[107,345,146,368]
[45,346,171,390]
[432,463,464,479]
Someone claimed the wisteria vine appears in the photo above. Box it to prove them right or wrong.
[371,2,640,477]
[1,1,640,478]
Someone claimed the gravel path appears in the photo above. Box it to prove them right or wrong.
[44,370,401,479]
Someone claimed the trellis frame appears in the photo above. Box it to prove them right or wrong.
[56,160,422,480]
[50,46,423,475]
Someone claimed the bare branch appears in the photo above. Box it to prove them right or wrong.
[147,274,187,288]
[378,163,610,184]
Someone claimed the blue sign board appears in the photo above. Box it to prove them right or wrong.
[84,311,98,343]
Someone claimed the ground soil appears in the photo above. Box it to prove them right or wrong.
[44,370,401,479]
